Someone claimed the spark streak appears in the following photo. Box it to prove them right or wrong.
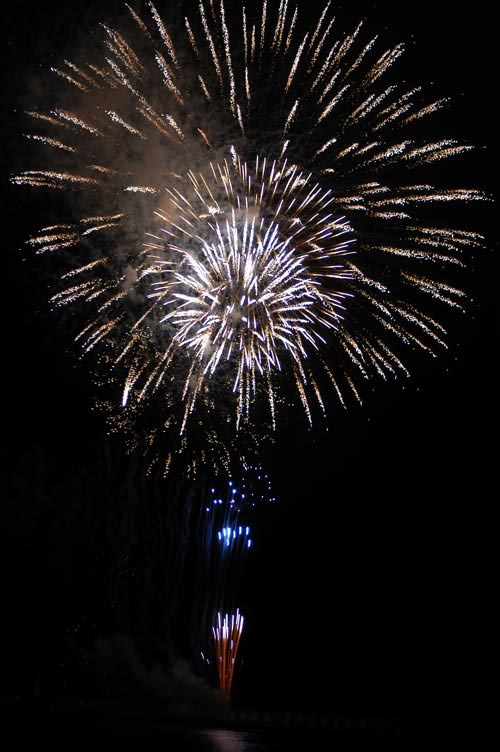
[212,610,244,697]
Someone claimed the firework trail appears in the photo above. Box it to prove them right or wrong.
[199,463,274,606]
[212,610,244,697]
[192,462,274,671]
[14,0,484,470]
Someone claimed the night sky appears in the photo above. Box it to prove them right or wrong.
[2,0,496,732]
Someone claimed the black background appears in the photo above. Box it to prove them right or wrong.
[1,0,496,726]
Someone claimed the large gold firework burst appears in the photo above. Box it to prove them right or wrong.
[13,0,484,472]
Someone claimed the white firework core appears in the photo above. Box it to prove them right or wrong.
[13,0,484,470]
[144,155,354,429]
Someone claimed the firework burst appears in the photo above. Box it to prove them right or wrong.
[14,0,484,470]
[144,154,354,430]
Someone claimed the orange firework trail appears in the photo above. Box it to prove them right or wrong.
[212,610,244,698]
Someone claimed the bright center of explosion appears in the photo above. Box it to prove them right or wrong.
[146,154,355,404]
[160,212,317,375]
